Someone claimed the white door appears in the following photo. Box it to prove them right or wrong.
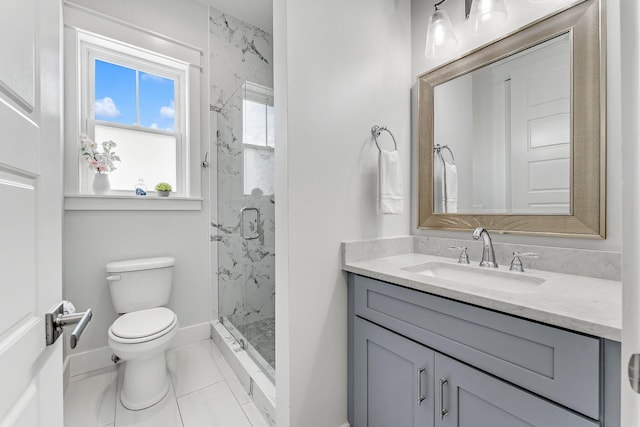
[0,0,63,426]
[509,37,571,214]
[621,1,640,424]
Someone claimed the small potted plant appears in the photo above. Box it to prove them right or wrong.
[155,182,172,197]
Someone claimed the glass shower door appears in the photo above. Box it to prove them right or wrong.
[215,81,276,381]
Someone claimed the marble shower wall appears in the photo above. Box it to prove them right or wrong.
[210,9,275,327]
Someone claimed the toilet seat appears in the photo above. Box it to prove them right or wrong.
[109,307,177,344]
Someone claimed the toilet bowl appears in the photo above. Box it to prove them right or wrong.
[108,307,178,409]
[106,257,178,410]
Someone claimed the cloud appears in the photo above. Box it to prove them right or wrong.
[95,97,121,118]
[141,73,168,83]
[160,101,175,119]
[149,123,159,129]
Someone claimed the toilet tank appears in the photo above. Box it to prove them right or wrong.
[106,257,175,314]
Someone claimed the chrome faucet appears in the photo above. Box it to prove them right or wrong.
[472,227,498,268]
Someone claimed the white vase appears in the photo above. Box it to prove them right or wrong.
[92,173,111,195]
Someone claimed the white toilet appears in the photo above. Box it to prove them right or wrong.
[106,256,179,410]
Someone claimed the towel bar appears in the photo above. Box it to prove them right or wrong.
[371,125,398,152]
[434,144,455,165]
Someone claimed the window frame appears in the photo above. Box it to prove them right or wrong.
[242,82,275,195]
[78,31,190,196]
[243,81,274,148]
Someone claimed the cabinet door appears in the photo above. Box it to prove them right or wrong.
[354,317,435,427]
[434,354,599,427]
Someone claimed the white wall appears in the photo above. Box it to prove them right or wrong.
[62,0,211,356]
[274,0,412,425]
[411,0,622,252]
[620,0,640,423]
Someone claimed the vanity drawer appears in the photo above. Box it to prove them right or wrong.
[353,275,601,419]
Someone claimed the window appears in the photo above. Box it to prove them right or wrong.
[243,82,275,195]
[79,32,189,195]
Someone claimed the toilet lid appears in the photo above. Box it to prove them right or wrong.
[111,307,176,339]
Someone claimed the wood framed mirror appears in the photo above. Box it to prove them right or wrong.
[417,0,605,238]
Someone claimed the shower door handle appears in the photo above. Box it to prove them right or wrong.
[240,207,260,240]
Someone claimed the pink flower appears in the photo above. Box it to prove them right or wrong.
[79,135,120,173]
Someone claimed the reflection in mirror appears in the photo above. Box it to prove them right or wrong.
[433,33,570,215]
[243,81,275,196]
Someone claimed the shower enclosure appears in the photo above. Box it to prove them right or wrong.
[210,10,275,382]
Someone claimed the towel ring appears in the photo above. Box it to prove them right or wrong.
[371,125,398,152]
[434,144,455,165]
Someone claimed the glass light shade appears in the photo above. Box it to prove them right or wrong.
[467,0,507,35]
[425,9,458,59]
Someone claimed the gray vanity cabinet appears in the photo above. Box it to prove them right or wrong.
[354,316,597,427]
[348,274,621,427]
[434,353,597,427]
[353,317,435,427]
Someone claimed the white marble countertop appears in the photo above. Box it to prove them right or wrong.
[344,253,622,341]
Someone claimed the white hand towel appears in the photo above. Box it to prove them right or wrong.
[433,154,445,212]
[379,150,404,214]
[444,162,458,213]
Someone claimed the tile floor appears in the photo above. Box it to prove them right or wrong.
[235,317,276,370]
[64,339,268,427]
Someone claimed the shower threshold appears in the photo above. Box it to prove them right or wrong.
[221,316,275,382]
[211,319,276,426]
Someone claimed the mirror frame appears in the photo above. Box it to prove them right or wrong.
[418,0,605,238]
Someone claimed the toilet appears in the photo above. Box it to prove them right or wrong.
[106,256,179,410]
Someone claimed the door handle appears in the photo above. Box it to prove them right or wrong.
[439,378,449,420]
[629,354,640,393]
[45,301,93,349]
[417,368,427,405]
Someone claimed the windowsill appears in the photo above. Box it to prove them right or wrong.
[64,193,203,211]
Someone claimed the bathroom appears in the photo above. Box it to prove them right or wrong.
[0,0,639,426]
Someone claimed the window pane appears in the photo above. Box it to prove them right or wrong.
[243,100,267,146]
[266,105,275,148]
[95,60,136,125]
[95,125,177,192]
[139,71,175,131]
[244,146,274,195]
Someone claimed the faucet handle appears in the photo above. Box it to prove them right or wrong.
[509,251,538,272]
[449,246,470,264]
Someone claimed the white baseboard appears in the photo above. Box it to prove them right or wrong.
[340,423,351,427]
[68,346,114,377]
[169,322,211,349]
[65,322,211,378]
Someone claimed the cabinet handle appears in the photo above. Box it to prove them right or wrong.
[417,368,426,405]
[439,378,449,420]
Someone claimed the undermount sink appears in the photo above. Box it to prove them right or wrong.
[402,262,546,294]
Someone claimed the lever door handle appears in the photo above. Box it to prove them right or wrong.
[46,302,93,349]
[69,309,92,349]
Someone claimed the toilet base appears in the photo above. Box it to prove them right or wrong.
[120,352,170,410]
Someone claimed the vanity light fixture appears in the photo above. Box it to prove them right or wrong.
[465,0,508,34]
[426,0,509,58]
[425,0,458,58]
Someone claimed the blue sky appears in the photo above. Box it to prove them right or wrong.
[95,60,175,131]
